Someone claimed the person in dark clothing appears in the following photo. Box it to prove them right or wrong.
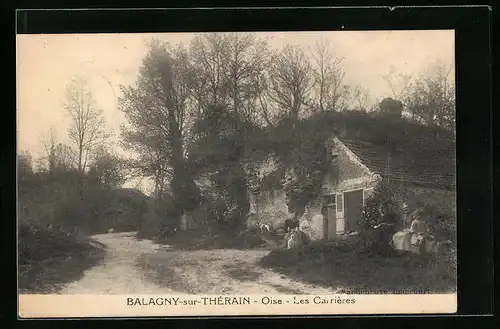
[372,201,399,245]
[378,202,399,226]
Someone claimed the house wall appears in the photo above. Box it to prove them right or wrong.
[322,141,380,193]
[321,140,380,236]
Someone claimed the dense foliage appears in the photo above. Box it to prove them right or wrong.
[18,165,150,235]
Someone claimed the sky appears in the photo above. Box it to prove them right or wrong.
[16,30,455,191]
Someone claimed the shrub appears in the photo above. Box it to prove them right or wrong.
[361,181,403,230]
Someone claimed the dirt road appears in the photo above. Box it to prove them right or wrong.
[61,232,335,295]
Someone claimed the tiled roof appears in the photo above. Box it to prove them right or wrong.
[339,138,456,189]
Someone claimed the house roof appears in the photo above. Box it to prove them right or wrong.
[338,137,456,189]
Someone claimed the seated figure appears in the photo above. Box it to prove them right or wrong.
[391,208,435,254]
[408,209,433,253]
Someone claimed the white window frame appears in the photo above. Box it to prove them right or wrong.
[336,193,344,213]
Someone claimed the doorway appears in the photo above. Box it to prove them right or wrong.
[343,189,364,233]
[323,195,336,239]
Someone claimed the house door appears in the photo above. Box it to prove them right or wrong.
[344,189,363,233]
[323,195,336,239]
[327,205,337,238]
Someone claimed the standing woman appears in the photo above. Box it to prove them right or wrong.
[374,201,399,245]
[378,201,399,226]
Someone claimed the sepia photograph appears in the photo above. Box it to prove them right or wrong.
[17,30,457,317]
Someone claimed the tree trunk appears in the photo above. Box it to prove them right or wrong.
[168,112,201,222]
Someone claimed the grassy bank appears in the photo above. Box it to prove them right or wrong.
[18,224,107,293]
[152,228,275,251]
[258,237,456,294]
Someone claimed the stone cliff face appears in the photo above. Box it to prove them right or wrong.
[245,155,294,230]
[244,154,327,240]
[248,189,293,229]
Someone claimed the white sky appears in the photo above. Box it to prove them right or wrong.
[16,30,455,191]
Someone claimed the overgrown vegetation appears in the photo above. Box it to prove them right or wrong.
[361,179,456,242]
[18,223,106,293]
[111,33,455,241]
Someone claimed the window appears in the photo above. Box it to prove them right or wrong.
[336,193,344,212]
[324,194,335,206]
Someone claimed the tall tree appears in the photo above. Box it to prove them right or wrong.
[268,45,313,120]
[310,39,348,112]
[119,39,200,220]
[64,76,111,174]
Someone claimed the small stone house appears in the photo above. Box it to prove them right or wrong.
[307,136,456,240]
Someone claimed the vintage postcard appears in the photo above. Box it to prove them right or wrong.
[17,30,457,318]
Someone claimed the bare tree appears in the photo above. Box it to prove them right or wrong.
[38,127,58,172]
[310,38,348,112]
[351,84,372,111]
[224,33,273,120]
[37,128,77,174]
[190,33,231,109]
[268,45,313,120]
[402,61,455,129]
[382,66,413,100]
[64,76,111,174]
[254,74,278,126]
[53,143,77,172]
[189,32,276,127]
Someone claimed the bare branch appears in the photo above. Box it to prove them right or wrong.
[64,76,111,174]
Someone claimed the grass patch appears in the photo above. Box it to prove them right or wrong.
[258,237,457,294]
[154,229,269,250]
[18,224,107,293]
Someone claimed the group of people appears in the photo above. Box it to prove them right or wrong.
[377,201,435,254]
[250,202,440,252]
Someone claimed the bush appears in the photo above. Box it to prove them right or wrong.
[361,181,404,230]
[55,186,148,234]
[19,172,151,235]
[18,223,106,293]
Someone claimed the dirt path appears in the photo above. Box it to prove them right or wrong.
[61,232,176,294]
[61,232,336,295]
